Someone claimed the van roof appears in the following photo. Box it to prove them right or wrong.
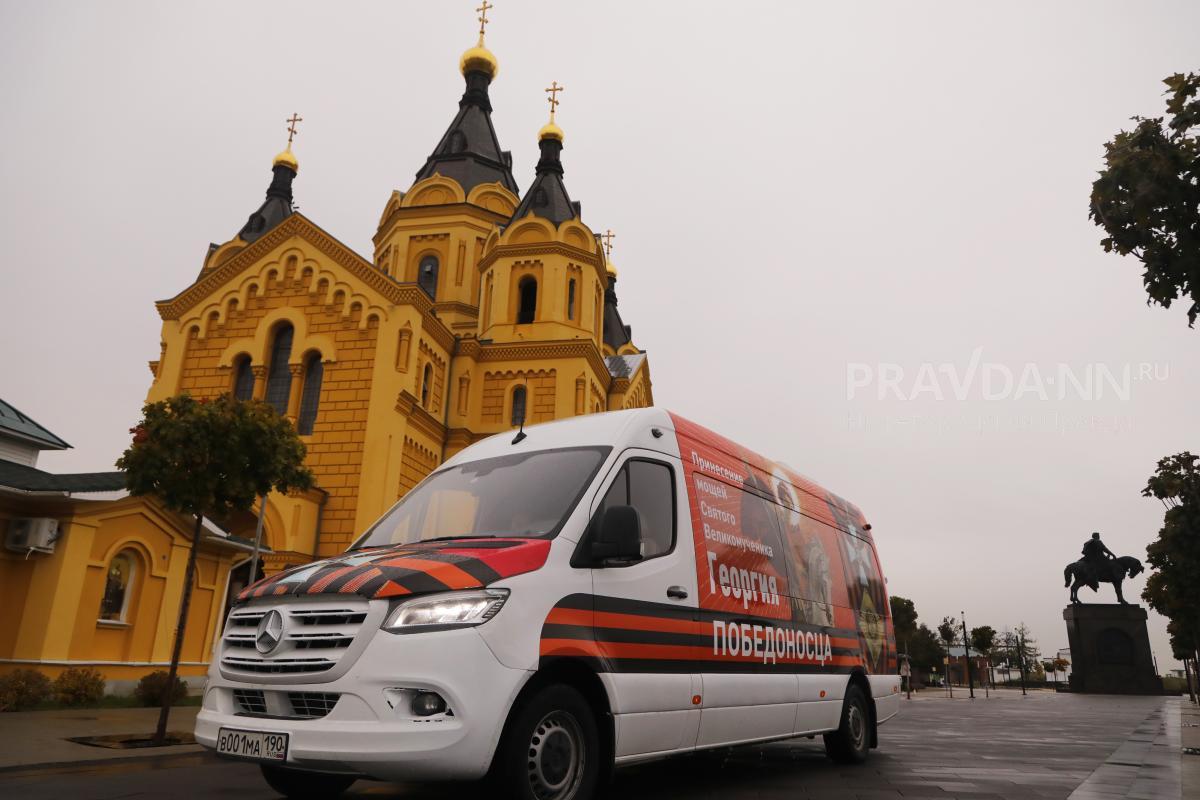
[445,407,673,467]
[446,408,870,541]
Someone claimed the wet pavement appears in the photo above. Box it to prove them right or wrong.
[0,691,1186,799]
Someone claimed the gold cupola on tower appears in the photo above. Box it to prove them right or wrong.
[602,229,617,277]
[538,80,565,142]
[273,112,302,172]
[460,1,499,79]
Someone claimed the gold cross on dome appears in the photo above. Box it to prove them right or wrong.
[545,81,564,120]
[601,229,616,256]
[476,1,493,39]
[285,113,303,148]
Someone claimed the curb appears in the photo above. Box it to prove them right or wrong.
[0,746,207,777]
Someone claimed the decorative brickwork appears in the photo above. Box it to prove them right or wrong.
[171,263,378,555]
[398,437,439,498]
[480,369,556,424]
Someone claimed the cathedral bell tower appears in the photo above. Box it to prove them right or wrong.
[371,2,519,336]
[476,82,608,349]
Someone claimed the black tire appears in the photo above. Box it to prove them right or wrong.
[823,684,871,764]
[497,683,601,800]
[260,764,355,798]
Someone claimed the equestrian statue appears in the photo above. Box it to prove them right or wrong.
[1064,531,1143,604]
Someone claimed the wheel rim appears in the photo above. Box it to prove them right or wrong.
[526,710,585,800]
[848,703,866,750]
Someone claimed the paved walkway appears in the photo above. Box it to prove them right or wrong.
[0,707,200,771]
[1067,697,1180,799]
[0,692,1192,799]
[1183,700,1199,798]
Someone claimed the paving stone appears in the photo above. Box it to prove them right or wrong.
[0,691,1186,799]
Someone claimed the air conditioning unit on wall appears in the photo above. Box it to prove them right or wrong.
[5,518,60,554]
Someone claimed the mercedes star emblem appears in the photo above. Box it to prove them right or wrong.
[255,609,284,654]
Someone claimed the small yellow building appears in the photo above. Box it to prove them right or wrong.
[0,18,652,686]
[0,400,253,687]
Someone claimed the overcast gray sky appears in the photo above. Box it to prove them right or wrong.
[2,1,1197,669]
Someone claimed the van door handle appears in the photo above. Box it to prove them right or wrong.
[666,586,688,600]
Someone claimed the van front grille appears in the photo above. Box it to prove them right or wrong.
[220,600,369,681]
[229,689,341,719]
[288,692,340,718]
[232,689,267,715]
[221,656,337,674]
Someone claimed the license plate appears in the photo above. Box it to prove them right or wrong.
[216,727,289,761]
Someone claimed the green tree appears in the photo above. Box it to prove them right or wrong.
[1014,623,1041,681]
[1167,618,1197,703]
[1090,72,1200,326]
[1050,657,1070,686]
[909,624,944,673]
[937,616,958,648]
[889,596,918,644]
[117,394,313,744]
[970,625,997,657]
[937,617,958,691]
[970,625,998,687]
[1141,452,1200,671]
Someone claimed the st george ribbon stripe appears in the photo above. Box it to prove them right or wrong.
[553,593,862,640]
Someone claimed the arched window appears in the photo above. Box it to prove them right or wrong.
[418,255,439,300]
[421,363,433,409]
[482,276,494,330]
[264,323,294,414]
[517,277,537,324]
[297,352,324,435]
[232,355,255,401]
[99,550,136,622]
[567,279,576,321]
[511,385,527,427]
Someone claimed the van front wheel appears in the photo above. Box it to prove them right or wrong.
[259,764,355,798]
[823,684,871,764]
[500,684,600,800]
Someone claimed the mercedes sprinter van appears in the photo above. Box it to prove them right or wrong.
[196,408,898,799]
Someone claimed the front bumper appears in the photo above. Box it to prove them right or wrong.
[195,626,530,781]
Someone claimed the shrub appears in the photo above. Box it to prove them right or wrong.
[133,670,188,707]
[53,667,106,707]
[0,668,52,711]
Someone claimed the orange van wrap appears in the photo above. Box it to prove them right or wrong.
[540,593,870,674]
[237,538,552,601]
[669,413,895,675]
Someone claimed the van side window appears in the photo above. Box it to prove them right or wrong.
[597,459,675,559]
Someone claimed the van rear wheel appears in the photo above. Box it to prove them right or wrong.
[259,764,355,798]
[499,684,600,800]
[823,684,871,764]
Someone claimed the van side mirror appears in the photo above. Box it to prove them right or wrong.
[589,505,642,565]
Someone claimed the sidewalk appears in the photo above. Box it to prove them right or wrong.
[0,707,202,772]
[902,685,1060,700]
[1184,700,1198,798]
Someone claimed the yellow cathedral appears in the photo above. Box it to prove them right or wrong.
[0,14,651,686]
[149,28,652,576]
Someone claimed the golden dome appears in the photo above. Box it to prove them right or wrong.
[460,44,499,79]
[273,148,299,172]
[605,259,618,278]
[538,121,564,143]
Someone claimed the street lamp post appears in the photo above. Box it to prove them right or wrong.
[1017,632,1028,697]
[904,639,912,700]
[961,612,975,700]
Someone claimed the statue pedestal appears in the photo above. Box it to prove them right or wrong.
[1063,604,1160,695]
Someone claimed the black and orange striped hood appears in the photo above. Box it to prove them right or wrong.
[237,538,552,603]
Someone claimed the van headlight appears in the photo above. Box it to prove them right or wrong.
[381,589,509,632]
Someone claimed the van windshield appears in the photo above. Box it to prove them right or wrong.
[350,446,610,549]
